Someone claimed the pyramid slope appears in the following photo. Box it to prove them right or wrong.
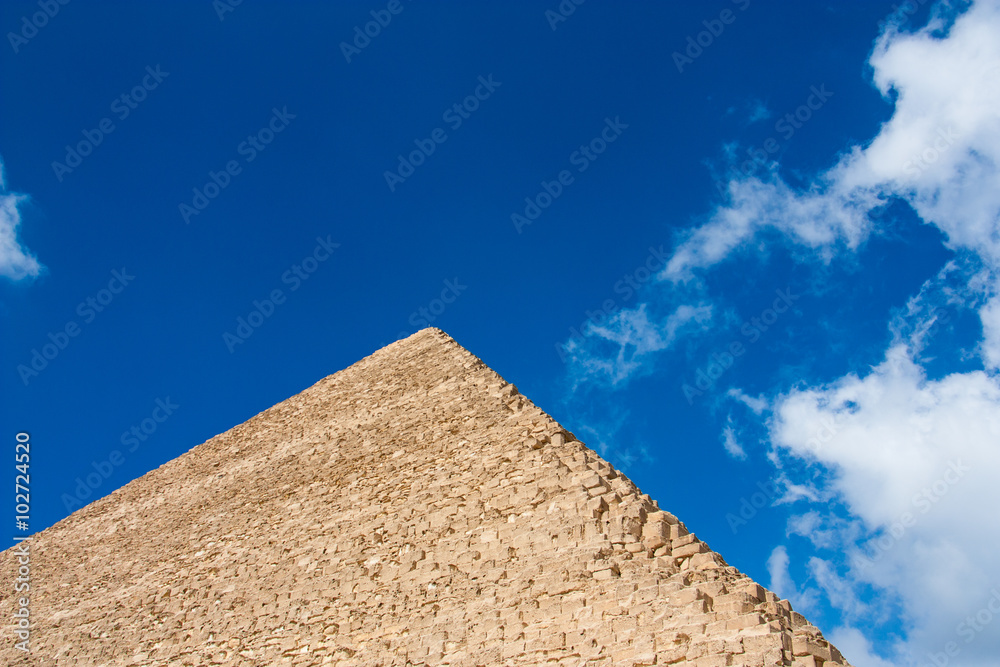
[1,328,852,666]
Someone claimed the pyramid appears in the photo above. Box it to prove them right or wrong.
[1,328,852,666]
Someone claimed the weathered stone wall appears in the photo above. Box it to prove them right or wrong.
[0,328,851,666]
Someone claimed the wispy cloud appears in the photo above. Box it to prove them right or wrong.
[766,545,818,612]
[562,301,713,387]
[661,175,878,282]
[826,626,898,667]
[747,98,771,124]
[727,98,771,124]
[0,158,44,282]
[727,387,768,414]
[721,419,747,459]
[809,556,867,618]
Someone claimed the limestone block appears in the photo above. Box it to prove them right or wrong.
[792,636,833,662]
[674,541,710,558]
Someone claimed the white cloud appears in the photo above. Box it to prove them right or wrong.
[721,420,747,459]
[0,159,44,282]
[562,302,713,386]
[826,626,898,667]
[727,387,768,414]
[769,343,1000,663]
[663,0,1000,365]
[980,294,1000,368]
[774,477,822,505]
[809,557,867,618]
[787,511,821,539]
[766,545,795,598]
[766,545,817,613]
[856,5,1000,268]
[661,176,877,282]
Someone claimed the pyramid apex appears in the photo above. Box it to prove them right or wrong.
[0,332,853,666]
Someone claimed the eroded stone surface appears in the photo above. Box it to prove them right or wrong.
[0,328,852,666]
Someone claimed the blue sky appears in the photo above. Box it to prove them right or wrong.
[3,1,1000,664]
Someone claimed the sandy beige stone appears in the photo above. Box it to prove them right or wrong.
[0,328,852,666]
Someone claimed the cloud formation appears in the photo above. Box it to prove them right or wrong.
[761,4,1000,661]
[0,158,44,282]
[561,1,1000,662]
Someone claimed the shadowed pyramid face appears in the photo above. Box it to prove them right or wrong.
[0,328,852,666]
